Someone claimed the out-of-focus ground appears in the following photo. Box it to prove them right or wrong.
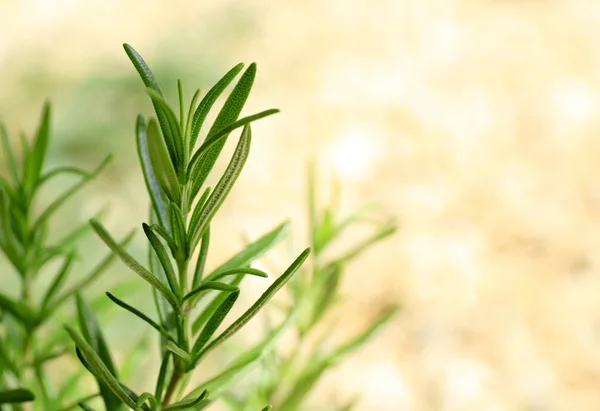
[3,0,600,410]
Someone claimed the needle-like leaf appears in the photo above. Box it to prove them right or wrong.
[146,118,181,204]
[90,219,180,310]
[190,248,309,366]
[183,281,239,303]
[163,390,208,411]
[143,223,180,298]
[188,125,251,252]
[105,292,175,343]
[137,114,171,232]
[0,389,35,404]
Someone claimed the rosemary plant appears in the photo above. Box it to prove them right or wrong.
[0,104,132,410]
[222,167,398,411]
[64,44,309,411]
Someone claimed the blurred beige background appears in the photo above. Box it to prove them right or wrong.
[3,0,600,410]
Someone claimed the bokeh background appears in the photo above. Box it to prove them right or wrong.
[3,0,600,410]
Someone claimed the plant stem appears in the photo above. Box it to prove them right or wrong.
[161,368,183,407]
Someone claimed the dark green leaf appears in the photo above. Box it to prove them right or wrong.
[183,281,238,303]
[146,118,181,204]
[188,125,252,251]
[106,292,175,343]
[169,202,187,260]
[154,351,171,400]
[146,88,183,169]
[137,114,171,232]
[191,275,243,335]
[90,219,180,310]
[192,226,210,288]
[204,267,267,283]
[75,295,122,411]
[187,63,256,198]
[0,389,35,404]
[78,402,95,411]
[190,248,309,365]
[163,390,208,411]
[189,63,244,150]
[143,223,180,298]
[189,291,239,367]
[166,341,190,362]
[27,101,51,188]
[187,109,279,184]
[65,326,136,409]
[123,43,174,166]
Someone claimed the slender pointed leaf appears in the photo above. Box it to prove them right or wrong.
[0,291,36,328]
[191,275,243,335]
[164,390,208,411]
[0,124,20,183]
[188,109,278,185]
[192,226,210,288]
[192,248,310,365]
[137,114,171,232]
[143,223,180,298]
[169,202,187,260]
[66,327,136,409]
[183,281,238,303]
[0,389,35,404]
[106,292,175,343]
[154,351,171,400]
[204,267,267,283]
[123,43,174,164]
[189,291,239,366]
[166,341,190,362]
[90,219,179,310]
[188,125,251,251]
[41,252,75,310]
[187,63,256,198]
[189,63,244,150]
[146,88,183,168]
[146,118,181,204]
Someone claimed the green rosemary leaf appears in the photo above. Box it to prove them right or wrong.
[260,406,272,411]
[169,202,187,260]
[154,351,171,400]
[188,125,252,252]
[188,63,256,197]
[188,109,279,185]
[183,281,239,303]
[189,63,244,151]
[277,358,328,411]
[31,154,112,236]
[105,292,175,343]
[137,114,171,232]
[90,219,180,310]
[75,295,118,376]
[183,310,297,400]
[68,330,137,410]
[192,225,210,288]
[0,336,19,377]
[40,252,75,310]
[71,298,124,411]
[209,221,288,277]
[0,124,20,183]
[163,390,208,411]
[184,88,201,141]
[177,79,185,136]
[123,43,174,164]
[143,223,180,298]
[78,402,95,411]
[146,88,183,169]
[134,392,157,411]
[191,274,243,335]
[0,291,36,328]
[146,118,181,204]
[166,341,190,362]
[27,101,51,188]
[334,223,397,266]
[149,223,177,255]
[189,291,239,367]
[192,248,310,365]
[204,267,268,283]
[0,389,35,404]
